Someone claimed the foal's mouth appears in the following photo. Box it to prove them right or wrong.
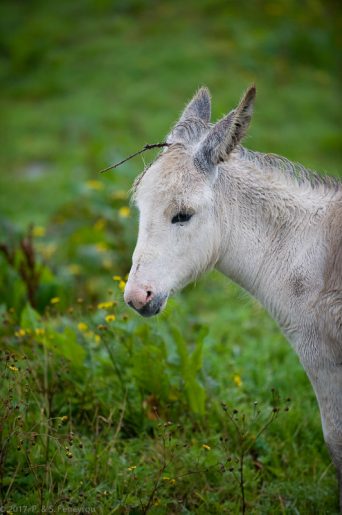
[128,292,168,318]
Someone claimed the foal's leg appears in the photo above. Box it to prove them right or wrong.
[306,363,342,509]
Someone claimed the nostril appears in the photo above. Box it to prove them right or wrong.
[146,290,152,301]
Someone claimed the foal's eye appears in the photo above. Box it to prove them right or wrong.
[171,212,193,225]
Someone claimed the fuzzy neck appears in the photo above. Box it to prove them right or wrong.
[214,150,329,330]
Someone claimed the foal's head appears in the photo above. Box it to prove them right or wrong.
[124,85,256,316]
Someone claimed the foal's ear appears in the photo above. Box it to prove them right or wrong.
[179,87,211,124]
[195,85,256,172]
[167,87,211,144]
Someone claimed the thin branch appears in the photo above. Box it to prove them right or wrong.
[98,142,170,173]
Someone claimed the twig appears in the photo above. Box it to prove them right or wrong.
[142,461,167,514]
[3,462,20,503]
[98,143,169,173]
[239,452,246,515]
[43,345,51,495]
[112,397,126,444]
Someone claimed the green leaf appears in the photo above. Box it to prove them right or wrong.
[171,326,188,368]
[185,377,206,415]
[132,343,169,399]
[20,303,41,329]
[168,325,207,414]
[42,327,86,368]
[190,328,208,373]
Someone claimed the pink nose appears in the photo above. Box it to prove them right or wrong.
[124,284,154,310]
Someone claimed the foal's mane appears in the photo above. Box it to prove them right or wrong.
[238,146,341,192]
[131,142,341,201]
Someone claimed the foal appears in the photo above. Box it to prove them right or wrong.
[124,86,342,503]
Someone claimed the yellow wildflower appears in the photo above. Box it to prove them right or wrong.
[50,297,60,305]
[169,479,176,485]
[162,476,170,481]
[112,275,121,281]
[15,329,26,338]
[118,280,126,292]
[78,322,88,332]
[168,390,179,401]
[233,374,242,387]
[8,365,19,372]
[86,180,104,191]
[105,314,116,323]
[202,444,211,451]
[118,206,130,218]
[68,264,81,275]
[93,218,106,231]
[97,301,114,310]
[32,226,46,237]
[94,334,101,345]
[102,258,112,270]
[127,465,136,471]
[60,416,68,422]
[35,328,45,336]
[40,242,56,259]
[111,190,127,200]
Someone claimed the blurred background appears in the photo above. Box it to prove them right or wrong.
[0,0,341,512]
[1,0,341,226]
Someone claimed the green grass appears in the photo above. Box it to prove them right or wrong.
[0,0,341,513]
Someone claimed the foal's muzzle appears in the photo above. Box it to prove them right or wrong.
[127,294,167,317]
[127,293,168,317]
[124,280,168,317]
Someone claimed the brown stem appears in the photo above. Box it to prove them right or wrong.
[240,452,246,515]
[142,462,167,514]
[99,142,169,173]
[0,244,14,265]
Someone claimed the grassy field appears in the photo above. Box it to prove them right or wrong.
[0,0,341,513]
